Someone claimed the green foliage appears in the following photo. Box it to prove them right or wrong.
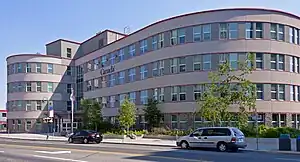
[81,99,102,131]
[117,97,136,131]
[198,53,256,129]
[144,99,162,130]
[241,125,300,138]
[104,130,148,136]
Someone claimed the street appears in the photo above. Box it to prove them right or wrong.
[1,139,300,162]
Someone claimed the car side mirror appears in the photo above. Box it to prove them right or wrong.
[189,134,194,137]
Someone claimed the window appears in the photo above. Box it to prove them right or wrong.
[158,60,164,76]
[278,54,284,71]
[171,86,178,101]
[109,96,115,108]
[67,84,72,93]
[255,53,263,69]
[118,71,125,85]
[129,92,136,103]
[193,26,201,42]
[17,63,22,73]
[128,68,136,82]
[219,54,227,64]
[255,23,263,39]
[26,120,31,130]
[171,115,178,129]
[47,64,53,73]
[152,62,158,77]
[26,82,31,92]
[270,23,277,40]
[158,33,164,49]
[193,55,201,71]
[17,83,22,92]
[87,62,92,71]
[203,54,211,70]
[119,48,125,62]
[26,101,31,111]
[109,53,116,65]
[229,53,238,70]
[36,82,41,92]
[271,84,285,100]
[245,22,253,39]
[271,54,284,71]
[140,39,148,54]
[170,30,177,45]
[128,44,135,58]
[65,66,71,75]
[170,58,178,74]
[153,88,158,100]
[179,86,186,101]
[152,36,157,50]
[101,56,107,67]
[179,57,186,72]
[290,85,296,101]
[219,23,228,39]
[101,76,107,88]
[140,65,148,80]
[159,87,164,102]
[119,94,126,105]
[47,82,53,92]
[26,63,31,73]
[94,79,99,89]
[202,24,211,41]
[295,57,299,73]
[36,101,41,110]
[295,29,299,44]
[278,24,284,41]
[67,48,72,58]
[12,64,16,74]
[109,74,115,87]
[140,90,148,104]
[194,85,203,100]
[256,84,263,100]
[36,63,41,73]
[2,113,6,117]
[178,28,185,44]
[86,80,92,91]
[290,56,295,72]
[290,27,295,43]
[67,101,71,111]
[228,23,238,39]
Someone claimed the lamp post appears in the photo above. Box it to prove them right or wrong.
[70,88,75,133]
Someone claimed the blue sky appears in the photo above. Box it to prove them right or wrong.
[0,0,299,109]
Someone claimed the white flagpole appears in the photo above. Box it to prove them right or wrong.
[70,88,75,133]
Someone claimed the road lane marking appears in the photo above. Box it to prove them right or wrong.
[33,155,87,162]
[0,143,205,162]
[35,150,71,154]
[276,158,300,161]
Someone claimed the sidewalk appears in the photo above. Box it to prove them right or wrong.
[1,133,300,153]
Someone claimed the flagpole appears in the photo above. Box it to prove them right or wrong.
[70,88,75,133]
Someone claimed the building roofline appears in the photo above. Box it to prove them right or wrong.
[6,53,72,61]
[45,29,127,46]
[74,7,300,59]
[45,39,81,46]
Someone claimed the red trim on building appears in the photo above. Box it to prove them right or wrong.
[0,110,7,112]
[0,121,7,124]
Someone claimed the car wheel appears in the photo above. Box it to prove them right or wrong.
[180,141,189,149]
[217,142,227,152]
[95,140,101,144]
[68,138,73,143]
[83,138,89,144]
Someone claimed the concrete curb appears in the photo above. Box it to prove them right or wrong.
[101,141,175,147]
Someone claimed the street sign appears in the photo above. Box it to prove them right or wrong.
[48,101,54,118]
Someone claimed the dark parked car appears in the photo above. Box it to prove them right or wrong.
[68,130,103,144]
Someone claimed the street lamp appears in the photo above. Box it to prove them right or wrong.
[70,88,75,133]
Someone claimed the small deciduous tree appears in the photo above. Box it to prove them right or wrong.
[117,97,136,132]
[198,53,256,128]
[144,99,162,131]
[81,99,102,131]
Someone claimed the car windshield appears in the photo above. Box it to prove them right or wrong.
[232,128,244,136]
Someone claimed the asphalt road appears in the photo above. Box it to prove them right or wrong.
[1,139,300,162]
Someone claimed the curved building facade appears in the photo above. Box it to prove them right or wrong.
[7,8,300,132]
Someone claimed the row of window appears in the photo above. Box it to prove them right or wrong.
[88,83,292,109]
[85,53,289,91]
[7,100,72,112]
[82,22,297,73]
[7,82,70,93]
[7,62,72,75]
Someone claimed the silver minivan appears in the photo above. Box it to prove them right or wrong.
[176,127,247,152]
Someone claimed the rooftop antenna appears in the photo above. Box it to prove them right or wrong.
[124,26,130,35]
[36,52,41,54]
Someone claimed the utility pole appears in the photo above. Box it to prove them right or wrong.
[70,88,75,133]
